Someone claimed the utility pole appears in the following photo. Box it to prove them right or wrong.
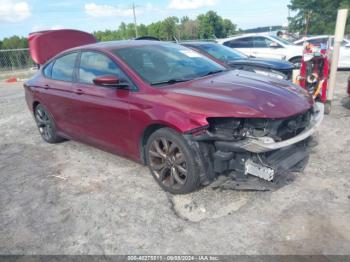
[327,9,348,113]
[132,2,138,38]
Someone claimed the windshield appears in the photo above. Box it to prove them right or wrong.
[269,35,293,45]
[112,43,225,86]
[196,43,247,62]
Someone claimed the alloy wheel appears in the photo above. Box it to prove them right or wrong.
[148,137,188,190]
[35,106,53,141]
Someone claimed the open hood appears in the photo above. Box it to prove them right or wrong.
[28,29,97,65]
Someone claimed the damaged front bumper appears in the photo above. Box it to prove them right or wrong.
[215,102,324,153]
[186,103,324,188]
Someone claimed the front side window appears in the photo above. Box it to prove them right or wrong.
[223,37,254,48]
[253,36,273,48]
[112,43,225,86]
[78,51,125,85]
[51,52,78,82]
[269,35,292,46]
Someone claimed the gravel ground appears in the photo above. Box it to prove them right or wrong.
[0,72,349,255]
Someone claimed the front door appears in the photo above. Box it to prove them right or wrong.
[223,36,253,56]
[69,51,134,155]
[251,36,285,60]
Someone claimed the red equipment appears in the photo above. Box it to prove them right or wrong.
[296,41,331,106]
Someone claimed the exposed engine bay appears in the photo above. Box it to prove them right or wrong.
[186,102,324,190]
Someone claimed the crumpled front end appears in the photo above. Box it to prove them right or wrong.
[186,102,324,189]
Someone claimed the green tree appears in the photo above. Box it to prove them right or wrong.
[179,16,199,40]
[161,16,179,40]
[288,0,350,35]
[222,19,236,37]
[126,23,136,38]
[148,21,163,39]
[197,11,235,39]
[138,24,148,37]
[1,36,28,49]
[64,10,239,44]
[118,22,127,39]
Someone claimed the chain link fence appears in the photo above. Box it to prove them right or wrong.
[0,48,35,72]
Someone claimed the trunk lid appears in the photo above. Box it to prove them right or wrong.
[28,29,97,65]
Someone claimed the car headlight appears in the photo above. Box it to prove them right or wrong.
[253,69,286,80]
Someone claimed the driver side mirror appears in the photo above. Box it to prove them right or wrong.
[269,42,279,48]
[93,75,129,89]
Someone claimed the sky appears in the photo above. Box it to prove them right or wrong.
[0,0,291,39]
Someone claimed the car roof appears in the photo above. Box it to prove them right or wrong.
[180,41,216,46]
[68,40,173,52]
[217,32,275,42]
[294,35,332,43]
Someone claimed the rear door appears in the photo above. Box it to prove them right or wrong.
[69,50,133,154]
[223,37,253,56]
[38,52,79,135]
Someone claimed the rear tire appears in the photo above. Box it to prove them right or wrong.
[34,104,65,143]
[145,128,201,194]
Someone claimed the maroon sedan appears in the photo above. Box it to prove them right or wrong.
[25,30,324,194]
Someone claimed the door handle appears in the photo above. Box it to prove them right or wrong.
[75,89,84,95]
[44,84,49,90]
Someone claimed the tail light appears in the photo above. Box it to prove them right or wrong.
[347,76,350,96]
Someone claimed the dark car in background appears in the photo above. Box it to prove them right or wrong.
[182,42,295,80]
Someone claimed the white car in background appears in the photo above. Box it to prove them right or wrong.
[216,33,303,67]
[294,35,350,68]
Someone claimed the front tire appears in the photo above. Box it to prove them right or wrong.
[145,128,201,194]
[34,104,65,143]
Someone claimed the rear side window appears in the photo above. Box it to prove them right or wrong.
[51,52,78,82]
[224,37,254,48]
[78,51,125,84]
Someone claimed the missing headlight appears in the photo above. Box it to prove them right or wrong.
[207,117,244,139]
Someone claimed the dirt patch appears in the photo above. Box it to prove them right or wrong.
[169,188,252,222]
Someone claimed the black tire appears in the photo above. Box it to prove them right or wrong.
[289,56,302,68]
[145,128,201,194]
[34,104,65,143]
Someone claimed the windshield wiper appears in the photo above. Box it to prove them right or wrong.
[150,78,192,86]
[201,69,227,77]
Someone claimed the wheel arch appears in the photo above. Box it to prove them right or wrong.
[33,101,40,111]
[139,123,180,164]
[288,55,302,62]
